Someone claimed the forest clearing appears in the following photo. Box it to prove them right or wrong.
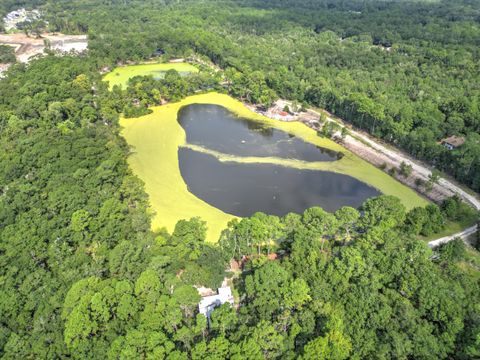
[103,62,199,89]
[0,32,87,76]
[0,33,87,61]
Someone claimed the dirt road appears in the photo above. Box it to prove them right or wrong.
[0,33,87,63]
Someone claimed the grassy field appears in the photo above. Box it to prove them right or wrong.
[120,92,428,242]
[419,217,478,242]
[103,62,199,89]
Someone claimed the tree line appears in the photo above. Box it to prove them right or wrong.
[0,52,478,358]
[39,0,480,191]
[0,0,480,358]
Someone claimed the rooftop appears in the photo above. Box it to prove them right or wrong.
[441,135,465,148]
[198,286,234,318]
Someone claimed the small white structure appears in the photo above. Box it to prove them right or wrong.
[3,8,42,32]
[51,40,88,53]
[198,286,234,319]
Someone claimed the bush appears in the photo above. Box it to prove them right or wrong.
[123,104,152,118]
[0,45,15,63]
[415,178,424,188]
[421,204,445,236]
[399,161,413,178]
[439,238,466,262]
[441,195,478,222]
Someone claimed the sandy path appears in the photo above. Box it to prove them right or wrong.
[427,225,478,248]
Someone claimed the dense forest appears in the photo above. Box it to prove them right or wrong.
[11,0,477,191]
[1,0,480,359]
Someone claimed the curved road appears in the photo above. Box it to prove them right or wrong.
[316,109,480,248]
[427,225,478,248]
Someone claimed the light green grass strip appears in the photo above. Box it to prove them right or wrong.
[103,62,199,89]
[120,92,428,242]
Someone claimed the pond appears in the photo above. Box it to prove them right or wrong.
[119,93,427,240]
[178,104,340,162]
[179,148,381,217]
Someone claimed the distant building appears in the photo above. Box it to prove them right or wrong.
[3,8,42,31]
[441,136,465,150]
[198,286,234,319]
[51,40,88,53]
[265,99,297,121]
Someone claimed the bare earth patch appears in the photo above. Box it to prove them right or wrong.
[0,33,88,63]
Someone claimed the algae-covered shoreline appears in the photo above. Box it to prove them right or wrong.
[120,92,428,241]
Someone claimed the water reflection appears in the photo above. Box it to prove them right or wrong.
[178,104,339,162]
[179,148,380,217]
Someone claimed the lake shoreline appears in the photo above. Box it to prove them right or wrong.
[120,92,427,242]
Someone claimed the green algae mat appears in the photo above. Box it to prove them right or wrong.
[103,62,199,89]
[120,93,428,242]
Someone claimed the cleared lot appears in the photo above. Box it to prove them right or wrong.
[0,33,87,63]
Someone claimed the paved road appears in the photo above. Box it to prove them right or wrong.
[344,124,480,211]
[427,225,478,248]
[313,109,480,248]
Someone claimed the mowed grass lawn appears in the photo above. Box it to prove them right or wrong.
[120,92,428,242]
[103,62,199,89]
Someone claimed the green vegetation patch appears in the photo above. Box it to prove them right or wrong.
[120,93,427,241]
[103,62,199,89]
[0,44,16,63]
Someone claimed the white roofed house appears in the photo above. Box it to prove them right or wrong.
[198,286,234,321]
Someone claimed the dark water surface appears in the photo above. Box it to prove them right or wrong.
[179,148,380,217]
[178,104,339,162]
